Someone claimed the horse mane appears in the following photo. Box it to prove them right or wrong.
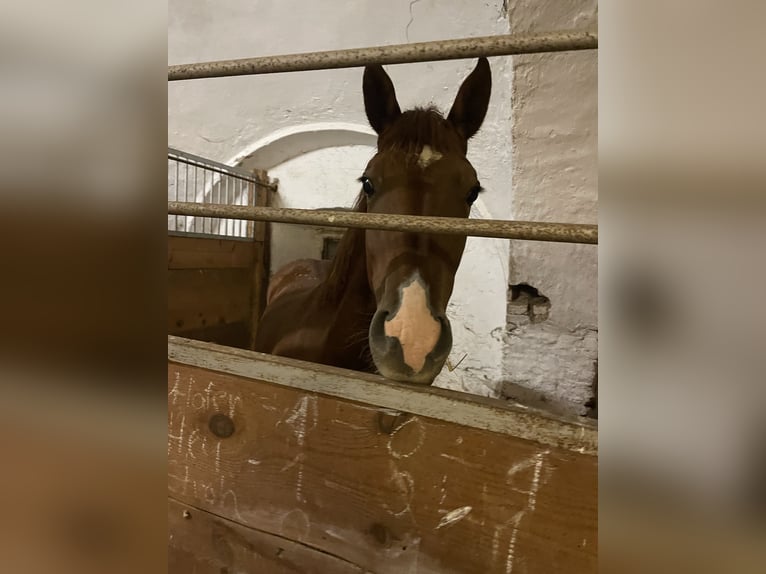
[378,106,466,156]
[319,192,368,302]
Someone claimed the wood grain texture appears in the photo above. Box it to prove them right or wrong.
[168,336,596,454]
[168,268,251,334]
[168,352,597,573]
[169,498,366,574]
[171,321,250,350]
[167,235,253,269]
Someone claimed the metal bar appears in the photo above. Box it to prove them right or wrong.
[168,29,597,81]
[174,160,180,231]
[213,173,220,235]
[236,180,241,237]
[169,153,273,188]
[168,147,268,184]
[203,169,210,234]
[193,165,199,233]
[167,202,597,244]
[225,175,231,236]
[184,163,189,232]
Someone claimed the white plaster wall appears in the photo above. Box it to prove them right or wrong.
[267,145,372,274]
[168,0,597,411]
[501,0,598,414]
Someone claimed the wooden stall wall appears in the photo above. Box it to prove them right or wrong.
[168,338,598,574]
[168,172,272,349]
[168,234,255,348]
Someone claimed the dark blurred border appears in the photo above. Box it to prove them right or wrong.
[600,1,766,571]
[4,1,765,571]
[0,3,167,572]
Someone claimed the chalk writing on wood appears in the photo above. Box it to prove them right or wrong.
[168,361,597,574]
[169,464,243,521]
[387,416,426,459]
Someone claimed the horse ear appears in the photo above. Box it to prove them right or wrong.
[447,57,492,140]
[363,65,402,134]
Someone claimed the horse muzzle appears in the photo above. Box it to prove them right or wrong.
[367,274,453,384]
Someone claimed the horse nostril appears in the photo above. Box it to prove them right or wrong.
[369,309,390,342]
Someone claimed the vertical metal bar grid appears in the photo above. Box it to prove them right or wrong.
[167,147,271,238]
[174,160,180,231]
[184,163,189,232]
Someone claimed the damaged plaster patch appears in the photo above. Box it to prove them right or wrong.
[502,282,598,415]
[508,283,551,325]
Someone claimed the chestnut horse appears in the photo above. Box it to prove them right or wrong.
[254,58,492,384]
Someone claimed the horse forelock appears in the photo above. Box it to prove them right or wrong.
[377,107,466,157]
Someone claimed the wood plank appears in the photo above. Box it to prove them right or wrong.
[168,336,596,453]
[249,172,272,349]
[169,498,366,574]
[172,321,250,350]
[168,356,597,573]
[168,269,251,333]
[168,235,253,269]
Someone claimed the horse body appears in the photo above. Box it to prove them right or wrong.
[254,59,492,384]
[266,258,330,306]
[256,224,375,371]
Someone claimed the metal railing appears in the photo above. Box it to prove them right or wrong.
[168,202,597,244]
[167,148,274,238]
[168,30,598,245]
[169,29,597,81]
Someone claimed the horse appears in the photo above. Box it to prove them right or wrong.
[254,58,492,384]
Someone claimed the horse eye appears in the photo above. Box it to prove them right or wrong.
[359,176,375,196]
[466,184,483,204]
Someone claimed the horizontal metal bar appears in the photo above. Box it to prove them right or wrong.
[168,29,597,81]
[168,202,597,244]
[168,155,274,188]
[169,147,255,179]
[168,147,276,188]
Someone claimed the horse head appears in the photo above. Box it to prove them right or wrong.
[360,58,491,383]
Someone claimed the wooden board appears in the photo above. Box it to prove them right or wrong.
[167,235,253,269]
[168,337,597,573]
[169,337,596,453]
[169,498,365,574]
[167,172,273,352]
[168,268,251,335]
[171,321,250,350]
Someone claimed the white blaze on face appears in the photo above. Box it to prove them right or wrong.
[383,276,441,373]
[417,145,443,169]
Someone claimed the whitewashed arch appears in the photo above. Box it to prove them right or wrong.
[229,122,377,172]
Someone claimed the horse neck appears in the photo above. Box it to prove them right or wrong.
[319,196,372,305]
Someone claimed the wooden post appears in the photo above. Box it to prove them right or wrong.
[249,169,273,349]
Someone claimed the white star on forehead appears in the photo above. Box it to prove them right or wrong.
[417,145,443,168]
